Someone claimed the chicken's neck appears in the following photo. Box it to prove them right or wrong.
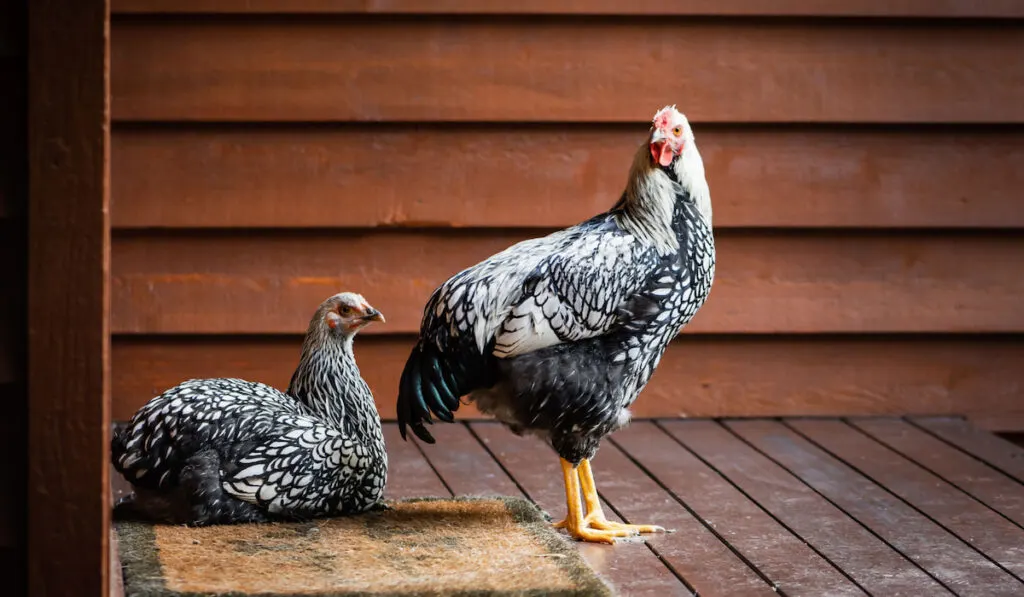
[288,333,384,447]
[615,142,712,255]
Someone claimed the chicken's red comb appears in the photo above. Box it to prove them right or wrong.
[652,105,679,129]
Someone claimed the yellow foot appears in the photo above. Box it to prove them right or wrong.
[552,514,665,535]
[586,516,665,534]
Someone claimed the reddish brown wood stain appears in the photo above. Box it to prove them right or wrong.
[111,336,1024,424]
[110,231,1024,334]
[105,7,1024,432]
[111,0,1024,18]
[110,127,1024,229]
[111,20,1024,123]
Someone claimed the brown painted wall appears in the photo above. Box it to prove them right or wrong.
[1,0,27,591]
[109,3,1024,429]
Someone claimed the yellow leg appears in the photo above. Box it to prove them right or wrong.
[552,458,650,543]
[577,459,665,534]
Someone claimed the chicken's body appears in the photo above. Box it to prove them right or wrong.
[396,106,714,542]
[112,293,388,526]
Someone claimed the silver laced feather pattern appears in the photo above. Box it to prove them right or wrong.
[397,134,716,465]
[112,300,387,526]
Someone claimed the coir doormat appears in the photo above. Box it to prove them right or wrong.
[115,496,615,597]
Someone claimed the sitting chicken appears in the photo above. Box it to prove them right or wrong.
[396,105,715,543]
[111,292,388,525]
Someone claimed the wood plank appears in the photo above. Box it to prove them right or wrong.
[111,19,1024,123]
[111,335,1024,422]
[470,422,690,596]
[110,231,1024,335]
[788,418,1024,579]
[110,0,1024,18]
[593,426,777,596]
[28,0,110,596]
[910,417,1024,484]
[612,422,865,595]
[661,419,952,596]
[381,423,450,499]
[850,418,1024,529]
[727,419,1024,595]
[111,126,1024,230]
[406,422,520,498]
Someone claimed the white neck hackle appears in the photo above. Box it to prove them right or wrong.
[615,132,712,255]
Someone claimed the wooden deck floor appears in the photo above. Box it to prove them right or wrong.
[112,417,1024,596]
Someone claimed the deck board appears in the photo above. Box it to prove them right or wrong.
[661,419,952,596]
[471,422,692,597]
[109,417,1024,596]
[406,422,522,498]
[787,418,1024,581]
[612,422,866,596]
[850,417,1024,529]
[380,424,450,499]
[729,419,1024,595]
[591,427,777,597]
[910,417,1024,485]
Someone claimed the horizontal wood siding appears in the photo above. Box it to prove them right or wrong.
[112,231,1024,335]
[110,7,1024,428]
[112,126,1024,229]
[113,336,1024,423]
[110,0,1024,18]
[112,19,1024,123]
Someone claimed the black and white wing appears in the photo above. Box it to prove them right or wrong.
[222,416,375,516]
[397,218,662,442]
[491,229,660,358]
[112,378,304,490]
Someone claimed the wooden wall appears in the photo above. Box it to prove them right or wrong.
[1,0,27,590]
[109,2,1024,429]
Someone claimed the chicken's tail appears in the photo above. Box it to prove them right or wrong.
[396,341,462,444]
[396,339,498,444]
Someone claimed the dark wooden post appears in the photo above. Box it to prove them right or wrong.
[28,0,111,595]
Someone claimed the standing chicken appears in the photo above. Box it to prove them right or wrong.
[112,292,388,525]
[396,105,715,543]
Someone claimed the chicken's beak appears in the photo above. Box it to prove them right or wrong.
[362,308,385,324]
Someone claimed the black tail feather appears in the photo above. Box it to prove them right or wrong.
[396,341,477,443]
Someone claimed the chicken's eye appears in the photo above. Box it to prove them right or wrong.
[339,306,352,315]
[672,126,683,137]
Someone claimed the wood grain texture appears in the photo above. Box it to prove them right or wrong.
[727,419,1024,595]
[111,125,1024,230]
[381,424,450,499]
[110,19,1024,123]
[110,231,1024,335]
[787,419,1024,580]
[591,429,778,597]
[849,418,1024,528]
[470,422,690,596]
[407,423,521,498]
[662,420,953,596]
[910,417,1024,485]
[611,422,865,595]
[110,335,1024,422]
[28,0,110,595]
[110,0,1024,17]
